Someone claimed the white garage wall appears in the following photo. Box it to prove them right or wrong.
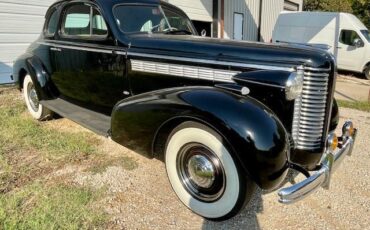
[0,0,56,84]
[165,0,213,22]
[261,0,303,42]
[223,0,261,41]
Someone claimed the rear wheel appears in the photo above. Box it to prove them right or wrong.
[365,65,370,80]
[23,75,52,120]
[165,121,255,221]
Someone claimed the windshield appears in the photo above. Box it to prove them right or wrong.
[361,30,370,43]
[113,5,196,35]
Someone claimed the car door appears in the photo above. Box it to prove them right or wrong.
[52,3,128,114]
[337,29,366,71]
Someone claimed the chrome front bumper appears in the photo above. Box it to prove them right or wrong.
[278,122,357,204]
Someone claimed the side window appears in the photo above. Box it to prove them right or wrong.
[92,8,108,36]
[62,4,91,36]
[340,30,361,46]
[45,9,59,36]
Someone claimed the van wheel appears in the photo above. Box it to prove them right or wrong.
[365,66,370,80]
[23,75,53,120]
[165,121,255,221]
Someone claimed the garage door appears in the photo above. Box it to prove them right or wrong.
[0,0,56,84]
[165,0,213,22]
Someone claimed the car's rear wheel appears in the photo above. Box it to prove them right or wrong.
[165,121,255,221]
[365,65,370,80]
[23,75,52,120]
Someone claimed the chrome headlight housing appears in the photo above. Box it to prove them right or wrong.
[285,66,304,101]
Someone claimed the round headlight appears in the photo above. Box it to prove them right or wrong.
[285,67,304,101]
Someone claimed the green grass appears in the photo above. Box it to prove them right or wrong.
[0,89,108,228]
[0,183,106,230]
[337,100,370,112]
[0,95,99,162]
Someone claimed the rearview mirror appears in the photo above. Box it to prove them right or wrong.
[353,38,364,48]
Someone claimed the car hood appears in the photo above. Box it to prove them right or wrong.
[125,34,335,70]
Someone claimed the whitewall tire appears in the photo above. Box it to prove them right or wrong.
[165,121,255,220]
[23,75,52,120]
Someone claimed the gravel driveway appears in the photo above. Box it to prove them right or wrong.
[58,108,370,229]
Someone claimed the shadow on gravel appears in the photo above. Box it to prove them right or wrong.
[202,189,263,230]
[338,70,367,80]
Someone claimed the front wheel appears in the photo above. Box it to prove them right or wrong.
[23,75,53,120]
[165,121,255,221]
[365,65,370,80]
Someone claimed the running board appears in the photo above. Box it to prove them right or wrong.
[41,98,111,137]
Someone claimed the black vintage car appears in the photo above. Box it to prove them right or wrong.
[13,0,357,221]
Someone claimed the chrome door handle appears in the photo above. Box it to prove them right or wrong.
[50,47,62,52]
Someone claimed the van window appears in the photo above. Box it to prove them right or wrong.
[45,9,59,36]
[361,30,370,43]
[340,30,362,46]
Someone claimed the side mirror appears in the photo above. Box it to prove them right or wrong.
[353,38,364,48]
[201,29,207,37]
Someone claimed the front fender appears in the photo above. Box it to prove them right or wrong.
[111,87,289,190]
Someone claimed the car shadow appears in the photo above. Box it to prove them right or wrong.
[338,70,367,80]
[201,188,263,230]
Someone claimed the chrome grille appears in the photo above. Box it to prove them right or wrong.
[292,67,331,150]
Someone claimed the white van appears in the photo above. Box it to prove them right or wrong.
[272,12,370,79]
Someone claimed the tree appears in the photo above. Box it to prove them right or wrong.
[304,0,352,12]
[304,0,369,29]
[351,0,370,28]
[303,0,329,11]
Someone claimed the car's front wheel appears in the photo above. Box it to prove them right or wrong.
[165,121,255,221]
[23,75,52,120]
[365,65,370,80]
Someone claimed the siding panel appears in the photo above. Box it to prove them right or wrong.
[224,0,260,41]
[165,0,213,22]
[261,0,303,42]
[0,0,55,84]
[0,44,29,63]
[0,2,48,16]
[261,0,284,42]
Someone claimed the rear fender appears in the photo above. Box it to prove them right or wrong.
[25,57,55,100]
[111,87,289,190]
[13,54,55,100]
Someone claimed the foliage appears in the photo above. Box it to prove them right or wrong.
[303,0,369,28]
[351,0,370,28]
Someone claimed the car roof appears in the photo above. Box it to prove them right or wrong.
[53,0,161,6]
[50,0,187,18]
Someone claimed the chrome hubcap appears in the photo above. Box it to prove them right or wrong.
[187,155,215,189]
[27,84,39,112]
[177,144,225,202]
